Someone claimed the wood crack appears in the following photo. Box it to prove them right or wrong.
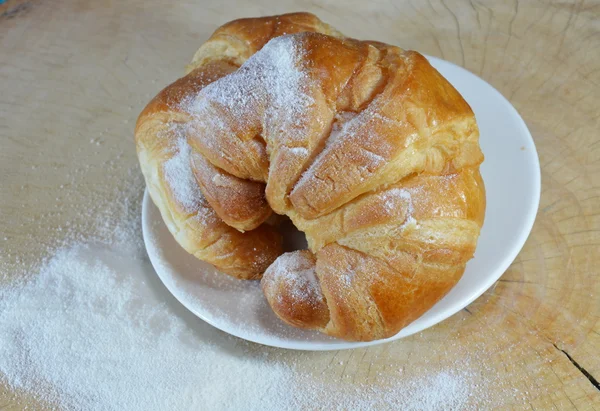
[552,343,600,392]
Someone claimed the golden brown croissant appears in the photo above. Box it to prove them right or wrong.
[135,12,485,341]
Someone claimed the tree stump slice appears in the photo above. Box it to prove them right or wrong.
[1,0,598,408]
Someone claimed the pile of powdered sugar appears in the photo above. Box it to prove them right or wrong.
[0,244,295,410]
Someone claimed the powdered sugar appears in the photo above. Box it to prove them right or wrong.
[287,146,309,156]
[0,243,295,410]
[267,252,324,308]
[162,129,203,213]
[210,173,233,187]
[184,35,314,157]
[382,187,416,229]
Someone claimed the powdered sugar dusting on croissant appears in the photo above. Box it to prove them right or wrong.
[382,188,416,229]
[163,130,204,214]
[266,252,323,307]
[262,250,330,329]
[185,35,314,144]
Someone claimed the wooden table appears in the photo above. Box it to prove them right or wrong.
[1,0,599,409]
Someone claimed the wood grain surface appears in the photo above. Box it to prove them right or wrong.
[1,0,599,409]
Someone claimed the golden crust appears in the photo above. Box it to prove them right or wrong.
[135,62,282,279]
[190,150,271,232]
[135,12,486,340]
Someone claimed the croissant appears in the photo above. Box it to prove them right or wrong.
[135,13,486,341]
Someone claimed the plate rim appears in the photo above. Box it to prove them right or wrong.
[141,56,541,351]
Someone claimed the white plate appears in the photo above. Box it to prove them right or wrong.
[142,56,541,351]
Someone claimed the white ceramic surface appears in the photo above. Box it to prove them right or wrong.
[141,56,541,350]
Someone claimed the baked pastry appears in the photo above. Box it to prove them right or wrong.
[135,13,485,341]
